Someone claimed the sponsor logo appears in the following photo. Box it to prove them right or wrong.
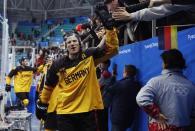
[144,42,158,49]
[188,34,195,41]
[119,49,131,54]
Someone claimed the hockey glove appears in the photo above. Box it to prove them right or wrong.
[5,84,11,92]
[36,99,48,120]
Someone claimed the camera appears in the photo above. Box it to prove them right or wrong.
[94,4,131,29]
[95,4,116,30]
[74,22,101,47]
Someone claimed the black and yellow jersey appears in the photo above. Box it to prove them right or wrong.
[40,29,119,114]
[36,63,52,93]
[47,55,104,114]
[6,66,37,93]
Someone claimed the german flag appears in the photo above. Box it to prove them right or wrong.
[158,26,178,50]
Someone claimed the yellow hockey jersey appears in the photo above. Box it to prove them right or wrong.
[6,66,36,93]
[41,29,119,114]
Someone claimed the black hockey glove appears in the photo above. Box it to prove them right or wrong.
[36,100,48,120]
[5,84,11,92]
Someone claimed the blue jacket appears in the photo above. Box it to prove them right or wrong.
[136,69,195,127]
[107,76,141,128]
[99,71,116,108]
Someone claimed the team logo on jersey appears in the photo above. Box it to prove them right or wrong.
[64,67,89,85]
[82,53,86,60]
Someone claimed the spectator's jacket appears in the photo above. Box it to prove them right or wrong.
[172,0,195,5]
[40,29,119,114]
[108,76,140,128]
[136,69,195,128]
[6,66,38,93]
[131,4,195,21]
[99,70,116,108]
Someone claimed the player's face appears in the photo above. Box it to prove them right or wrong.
[22,59,28,66]
[66,36,80,55]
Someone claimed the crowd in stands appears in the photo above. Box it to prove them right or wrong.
[9,16,89,47]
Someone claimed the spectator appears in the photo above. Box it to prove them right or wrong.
[112,4,195,22]
[107,64,141,131]
[34,48,49,68]
[149,0,195,7]
[105,0,152,42]
[112,3,195,31]
[136,49,195,131]
[97,59,116,131]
